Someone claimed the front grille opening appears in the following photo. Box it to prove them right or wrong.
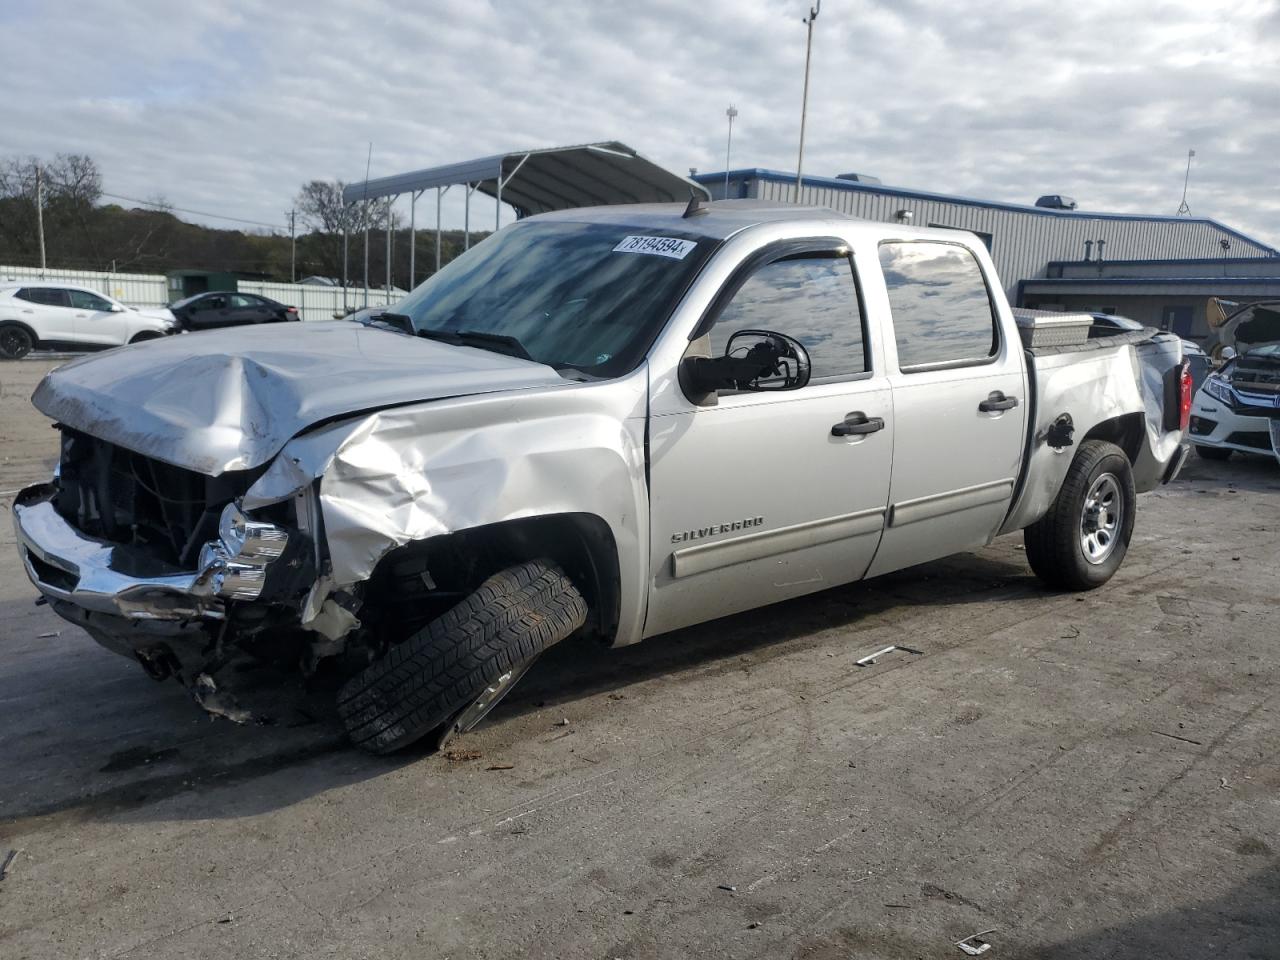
[53,428,261,568]
[27,553,77,592]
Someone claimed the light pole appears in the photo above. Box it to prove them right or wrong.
[795,0,820,199]
[724,104,738,199]
[1176,148,1195,216]
[35,163,46,277]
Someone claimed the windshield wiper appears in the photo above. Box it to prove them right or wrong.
[417,328,533,361]
[367,312,416,335]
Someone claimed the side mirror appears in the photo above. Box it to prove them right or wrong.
[112,304,127,313]
[680,329,812,398]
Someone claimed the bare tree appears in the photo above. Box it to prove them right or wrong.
[0,153,103,261]
[294,180,399,282]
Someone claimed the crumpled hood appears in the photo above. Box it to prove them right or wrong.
[33,321,567,476]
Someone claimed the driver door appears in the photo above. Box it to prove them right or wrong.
[68,288,127,346]
[645,240,894,638]
[188,294,230,330]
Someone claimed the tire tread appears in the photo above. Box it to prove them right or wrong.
[337,559,587,754]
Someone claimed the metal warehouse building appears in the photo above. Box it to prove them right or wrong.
[695,168,1280,339]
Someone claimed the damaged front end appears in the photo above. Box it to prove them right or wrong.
[13,427,321,720]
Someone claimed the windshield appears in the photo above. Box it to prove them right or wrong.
[392,220,714,377]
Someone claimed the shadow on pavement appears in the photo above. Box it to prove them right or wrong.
[1036,863,1280,960]
[0,550,1034,827]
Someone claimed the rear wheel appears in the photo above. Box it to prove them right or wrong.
[0,324,35,360]
[337,559,588,754]
[1024,440,1136,590]
[1194,444,1232,461]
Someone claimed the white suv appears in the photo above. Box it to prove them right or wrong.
[0,282,177,359]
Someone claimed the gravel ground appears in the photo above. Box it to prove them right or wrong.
[1,356,1278,960]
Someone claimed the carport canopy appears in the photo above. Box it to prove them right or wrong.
[342,141,707,215]
[339,141,708,307]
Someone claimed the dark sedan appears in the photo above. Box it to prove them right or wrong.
[169,292,300,331]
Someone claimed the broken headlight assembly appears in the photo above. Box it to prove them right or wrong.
[197,502,291,601]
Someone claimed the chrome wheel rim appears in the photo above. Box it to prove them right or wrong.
[1080,473,1123,565]
[436,653,541,750]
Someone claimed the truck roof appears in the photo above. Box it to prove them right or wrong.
[531,199,855,241]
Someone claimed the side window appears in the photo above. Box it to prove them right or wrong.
[230,294,259,308]
[708,254,867,380]
[16,287,69,307]
[203,295,227,310]
[879,241,998,370]
[68,290,113,311]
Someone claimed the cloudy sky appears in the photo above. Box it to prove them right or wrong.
[2,0,1277,245]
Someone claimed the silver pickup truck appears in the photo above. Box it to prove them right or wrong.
[13,201,1191,752]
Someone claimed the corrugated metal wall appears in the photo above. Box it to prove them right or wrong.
[749,178,1274,299]
[0,266,403,322]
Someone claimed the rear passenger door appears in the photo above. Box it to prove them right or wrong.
[14,287,76,342]
[230,294,273,324]
[865,239,1026,577]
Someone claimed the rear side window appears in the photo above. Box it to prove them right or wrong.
[709,255,867,379]
[879,241,998,370]
[230,294,259,308]
[15,287,69,307]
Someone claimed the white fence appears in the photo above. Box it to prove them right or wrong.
[238,281,407,323]
[0,265,404,323]
[0,265,168,308]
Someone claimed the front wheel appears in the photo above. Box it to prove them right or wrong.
[128,331,164,344]
[337,558,588,754]
[0,324,35,360]
[1024,439,1136,590]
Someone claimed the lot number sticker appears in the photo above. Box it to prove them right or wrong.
[612,235,697,260]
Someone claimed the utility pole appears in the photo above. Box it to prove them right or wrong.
[288,208,297,282]
[795,0,820,200]
[1176,148,1195,216]
[362,141,373,308]
[724,105,738,199]
[35,164,47,277]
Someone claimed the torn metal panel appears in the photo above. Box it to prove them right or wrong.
[32,321,567,476]
[245,371,652,647]
[998,333,1184,535]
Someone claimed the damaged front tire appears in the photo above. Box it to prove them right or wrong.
[337,558,588,754]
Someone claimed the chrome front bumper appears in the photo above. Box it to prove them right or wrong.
[13,483,225,621]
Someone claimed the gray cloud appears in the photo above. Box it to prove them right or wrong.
[0,0,1275,247]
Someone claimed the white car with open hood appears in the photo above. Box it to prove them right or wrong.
[1188,300,1280,465]
[12,201,1191,754]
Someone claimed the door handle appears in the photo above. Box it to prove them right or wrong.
[831,412,885,437]
[979,392,1019,413]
